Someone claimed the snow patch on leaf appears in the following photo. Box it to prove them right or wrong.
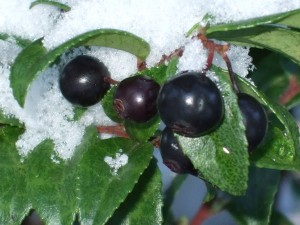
[104,150,129,175]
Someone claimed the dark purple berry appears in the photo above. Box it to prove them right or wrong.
[160,127,197,175]
[237,93,268,152]
[157,71,224,137]
[59,55,111,107]
[113,75,160,123]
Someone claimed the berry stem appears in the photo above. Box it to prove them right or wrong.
[196,34,214,72]
[96,124,129,138]
[104,76,119,85]
[137,58,147,71]
[149,135,161,148]
[222,53,241,94]
[204,43,214,72]
[157,48,184,65]
[197,33,240,93]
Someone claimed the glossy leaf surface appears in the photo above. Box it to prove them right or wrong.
[227,167,280,225]
[206,9,300,65]
[0,126,154,224]
[106,159,163,225]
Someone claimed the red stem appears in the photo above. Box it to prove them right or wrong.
[279,75,300,105]
[203,43,215,72]
[222,53,240,94]
[156,48,184,65]
[104,76,119,85]
[96,124,129,139]
[137,58,147,71]
[190,202,213,225]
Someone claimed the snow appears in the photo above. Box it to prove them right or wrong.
[104,151,128,175]
[0,0,299,160]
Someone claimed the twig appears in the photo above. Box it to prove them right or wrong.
[96,124,129,138]
[137,58,147,71]
[221,53,241,94]
[190,202,214,225]
[279,75,300,105]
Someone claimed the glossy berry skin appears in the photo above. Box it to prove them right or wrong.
[113,75,160,123]
[59,55,111,107]
[237,93,268,152]
[157,71,224,137]
[160,127,197,175]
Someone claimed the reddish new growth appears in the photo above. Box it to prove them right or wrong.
[279,75,300,105]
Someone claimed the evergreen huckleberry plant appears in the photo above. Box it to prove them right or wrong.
[1,1,300,225]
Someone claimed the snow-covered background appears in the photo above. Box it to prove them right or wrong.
[1,0,300,224]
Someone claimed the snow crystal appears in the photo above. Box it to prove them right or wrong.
[104,151,128,176]
[42,0,205,66]
[203,0,300,24]
[0,0,61,39]
[0,0,299,160]
[177,39,208,72]
[213,45,255,78]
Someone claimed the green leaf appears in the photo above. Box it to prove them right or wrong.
[162,175,187,224]
[0,126,154,224]
[206,9,300,65]
[101,86,123,123]
[75,136,153,225]
[206,9,300,34]
[249,50,300,109]
[165,57,179,80]
[249,51,289,104]
[270,210,294,225]
[251,124,300,170]
[209,26,300,65]
[227,166,280,225]
[137,64,169,85]
[0,33,32,48]
[276,10,300,30]
[177,66,249,196]
[124,115,160,142]
[203,182,217,203]
[10,29,150,107]
[0,110,23,127]
[10,38,47,108]
[106,159,163,225]
[30,0,71,12]
[236,75,300,170]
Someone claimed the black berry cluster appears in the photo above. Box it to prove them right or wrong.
[58,54,268,176]
[157,71,224,174]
